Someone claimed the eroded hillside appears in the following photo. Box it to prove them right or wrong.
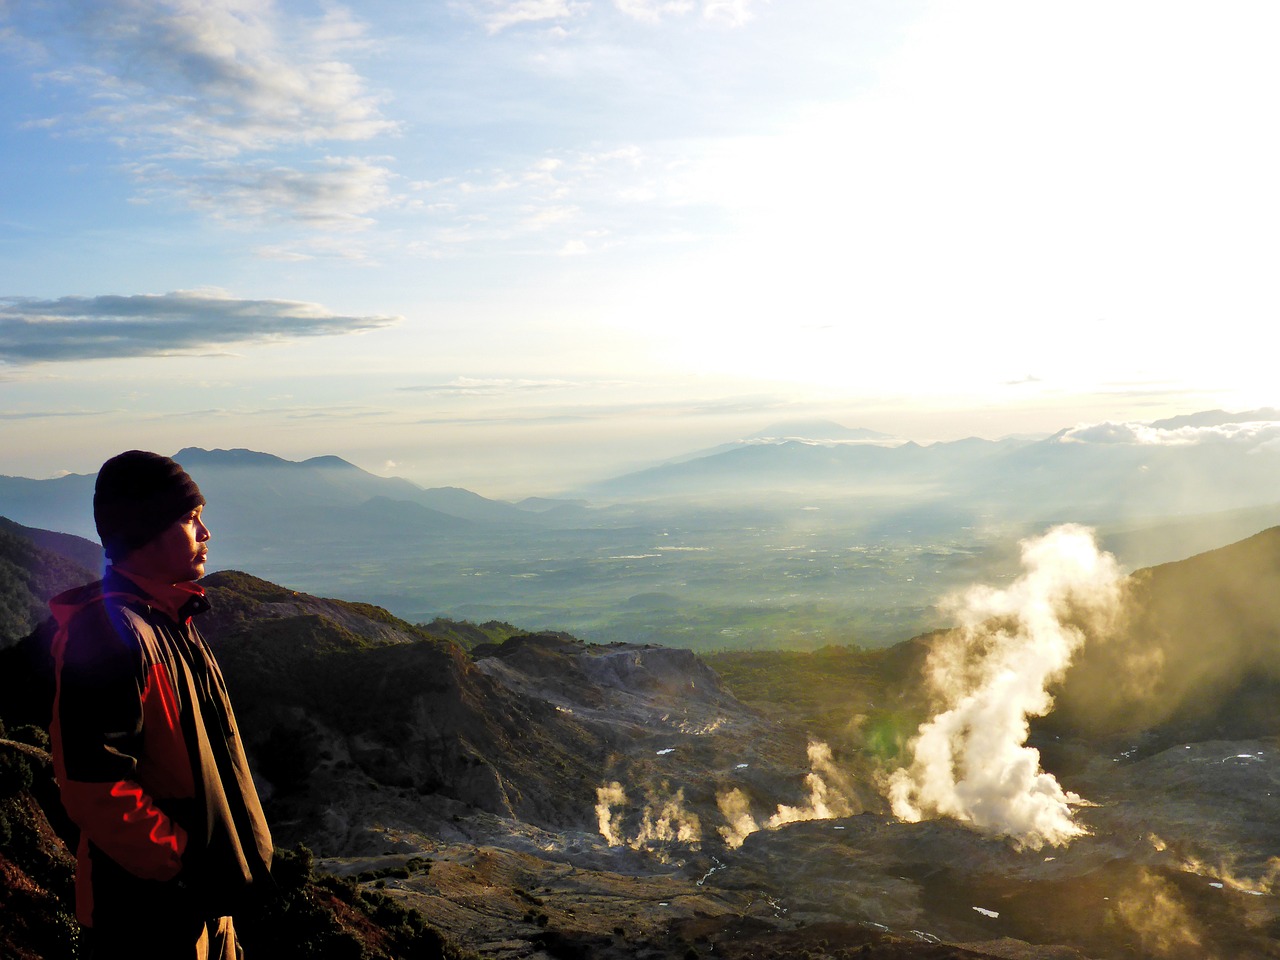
[5,525,1280,957]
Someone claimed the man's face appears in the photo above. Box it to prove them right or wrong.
[125,505,211,583]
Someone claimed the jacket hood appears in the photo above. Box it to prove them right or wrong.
[49,569,207,629]
[49,579,114,631]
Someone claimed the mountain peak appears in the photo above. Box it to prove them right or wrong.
[173,447,293,468]
[173,448,367,473]
[1149,408,1280,430]
[748,420,894,442]
[300,455,361,471]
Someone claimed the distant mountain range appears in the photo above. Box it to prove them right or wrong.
[0,445,584,549]
[746,419,902,442]
[1149,406,1280,429]
[4,409,1279,536]
[581,410,1280,525]
[661,419,904,464]
[4,409,1280,647]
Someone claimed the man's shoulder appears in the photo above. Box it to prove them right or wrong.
[55,580,158,667]
[49,578,105,614]
[54,577,151,621]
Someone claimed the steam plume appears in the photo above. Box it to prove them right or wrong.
[596,781,628,846]
[716,788,759,849]
[1113,870,1211,959]
[764,741,856,828]
[635,785,702,846]
[1178,849,1280,896]
[595,780,702,853]
[716,740,859,849]
[886,525,1125,849]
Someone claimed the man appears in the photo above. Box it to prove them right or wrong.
[48,451,273,960]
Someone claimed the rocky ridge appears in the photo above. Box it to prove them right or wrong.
[6,524,1280,957]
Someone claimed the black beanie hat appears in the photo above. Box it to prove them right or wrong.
[94,451,206,561]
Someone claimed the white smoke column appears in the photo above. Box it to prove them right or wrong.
[716,740,858,848]
[716,787,760,849]
[634,784,702,845]
[887,524,1124,849]
[596,781,627,846]
[765,741,857,828]
[596,781,702,850]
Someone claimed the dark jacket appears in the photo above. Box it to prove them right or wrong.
[48,569,273,929]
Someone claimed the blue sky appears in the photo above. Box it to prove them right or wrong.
[2,0,1279,496]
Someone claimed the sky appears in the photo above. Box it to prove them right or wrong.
[2,0,1279,497]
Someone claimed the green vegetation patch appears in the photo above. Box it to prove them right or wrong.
[0,523,95,648]
[704,642,931,762]
[420,617,527,652]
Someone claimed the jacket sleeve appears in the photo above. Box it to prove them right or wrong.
[51,608,188,882]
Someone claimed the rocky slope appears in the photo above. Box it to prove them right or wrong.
[6,523,1280,957]
[1048,525,1280,746]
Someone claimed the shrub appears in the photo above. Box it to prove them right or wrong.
[238,845,477,960]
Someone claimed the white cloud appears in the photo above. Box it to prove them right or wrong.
[613,0,695,24]
[699,0,756,26]
[0,290,400,364]
[1060,419,1280,448]
[399,377,583,396]
[130,156,397,228]
[11,0,398,230]
[474,0,589,33]
[589,0,1280,403]
[67,0,395,156]
[406,144,693,257]
[473,0,759,31]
